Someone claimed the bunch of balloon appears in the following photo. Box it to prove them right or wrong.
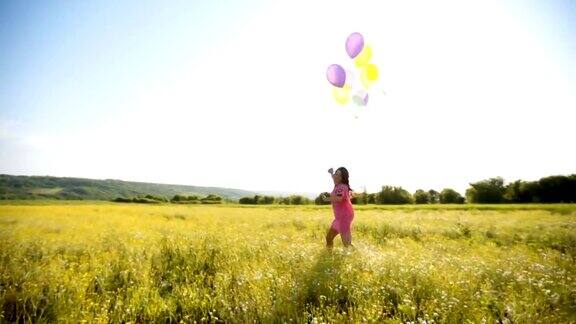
[326,32,380,115]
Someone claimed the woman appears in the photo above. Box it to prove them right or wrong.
[323,167,355,248]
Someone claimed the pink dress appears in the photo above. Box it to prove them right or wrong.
[330,183,355,235]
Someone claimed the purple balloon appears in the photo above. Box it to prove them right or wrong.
[346,32,364,59]
[326,64,346,88]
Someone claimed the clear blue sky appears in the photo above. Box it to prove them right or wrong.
[1,0,575,194]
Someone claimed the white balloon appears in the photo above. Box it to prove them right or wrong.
[352,89,369,106]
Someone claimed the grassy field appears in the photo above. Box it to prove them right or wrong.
[0,203,575,323]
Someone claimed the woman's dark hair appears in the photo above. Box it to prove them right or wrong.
[336,167,352,191]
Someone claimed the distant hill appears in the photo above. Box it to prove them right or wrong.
[0,174,258,201]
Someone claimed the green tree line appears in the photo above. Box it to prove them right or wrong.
[113,194,224,204]
[238,173,576,205]
[466,175,576,203]
[239,195,312,205]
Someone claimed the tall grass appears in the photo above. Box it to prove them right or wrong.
[1,203,575,322]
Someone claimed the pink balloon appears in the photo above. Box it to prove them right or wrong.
[326,64,346,88]
[346,32,364,59]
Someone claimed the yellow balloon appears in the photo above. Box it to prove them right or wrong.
[360,64,379,88]
[365,64,379,81]
[332,84,351,105]
[354,45,372,68]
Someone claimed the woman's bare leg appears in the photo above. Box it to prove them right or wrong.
[341,232,352,247]
[326,228,338,248]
